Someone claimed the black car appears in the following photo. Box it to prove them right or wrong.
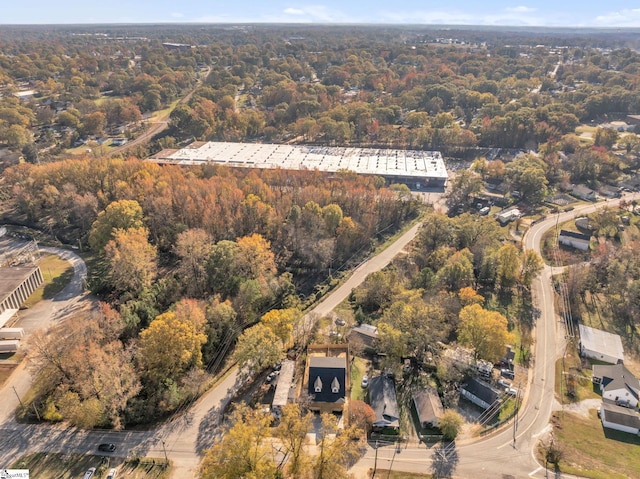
[98,443,116,452]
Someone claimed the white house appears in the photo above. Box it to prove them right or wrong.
[600,402,640,435]
[496,208,521,226]
[558,230,591,251]
[592,363,640,408]
[579,324,624,364]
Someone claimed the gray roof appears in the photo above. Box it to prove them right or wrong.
[413,389,444,426]
[579,325,624,362]
[0,266,40,304]
[461,378,501,406]
[151,142,448,181]
[601,401,640,429]
[272,360,296,408]
[369,375,400,429]
[593,363,639,399]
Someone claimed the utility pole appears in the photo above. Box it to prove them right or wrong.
[372,440,379,478]
[12,386,24,409]
[161,440,168,464]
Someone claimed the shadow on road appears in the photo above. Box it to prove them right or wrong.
[431,441,459,479]
[195,380,238,455]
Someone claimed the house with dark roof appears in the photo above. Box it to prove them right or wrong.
[460,378,501,410]
[593,363,640,408]
[579,325,624,364]
[413,388,444,428]
[571,184,597,201]
[600,401,640,435]
[305,348,348,413]
[558,230,591,251]
[368,375,400,431]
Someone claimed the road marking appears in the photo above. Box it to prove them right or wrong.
[529,466,542,476]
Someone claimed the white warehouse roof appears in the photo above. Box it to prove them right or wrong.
[579,324,624,363]
[150,142,448,183]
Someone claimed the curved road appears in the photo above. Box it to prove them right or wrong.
[350,197,636,479]
[0,197,629,477]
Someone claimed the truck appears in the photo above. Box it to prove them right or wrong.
[0,340,20,353]
[0,328,24,340]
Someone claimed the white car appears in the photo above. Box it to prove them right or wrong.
[361,375,369,388]
[82,468,96,479]
[105,468,117,479]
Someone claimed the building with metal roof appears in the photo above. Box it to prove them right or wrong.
[149,142,448,187]
[579,324,624,364]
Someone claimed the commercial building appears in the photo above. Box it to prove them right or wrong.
[150,142,448,187]
[579,324,624,365]
[0,266,43,314]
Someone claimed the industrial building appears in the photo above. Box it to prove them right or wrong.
[149,142,448,187]
[0,266,43,314]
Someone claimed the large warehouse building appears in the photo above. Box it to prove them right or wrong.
[149,142,448,187]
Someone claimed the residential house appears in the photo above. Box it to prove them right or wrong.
[592,363,640,408]
[460,378,501,410]
[558,230,591,251]
[579,325,624,364]
[368,375,400,431]
[305,346,348,413]
[413,388,444,428]
[349,323,378,350]
[571,184,597,202]
[600,401,640,435]
[574,217,593,233]
[599,185,622,198]
[496,208,522,226]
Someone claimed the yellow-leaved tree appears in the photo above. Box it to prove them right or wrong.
[458,304,514,363]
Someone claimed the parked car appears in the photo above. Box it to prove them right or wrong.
[500,369,515,380]
[334,317,346,326]
[105,468,117,479]
[497,378,511,389]
[82,468,96,479]
[266,371,279,383]
[98,443,116,452]
[361,375,369,388]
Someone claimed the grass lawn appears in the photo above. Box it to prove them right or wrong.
[12,453,170,479]
[147,99,180,123]
[351,356,370,401]
[0,363,17,388]
[23,254,74,308]
[550,410,640,479]
[555,342,600,403]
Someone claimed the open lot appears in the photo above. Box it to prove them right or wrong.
[12,453,171,479]
[550,410,640,479]
[23,254,74,308]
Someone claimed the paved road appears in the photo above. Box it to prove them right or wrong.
[0,196,628,476]
[349,196,638,479]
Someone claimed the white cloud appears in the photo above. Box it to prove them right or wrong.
[594,8,640,27]
[284,8,305,16]
[377,9,549,26]
[505,6,536,13]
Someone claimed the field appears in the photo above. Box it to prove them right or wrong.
[23,254,74,308]
[550,411,640,479]
[12,453,171,479]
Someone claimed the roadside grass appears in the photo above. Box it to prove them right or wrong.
[147,99,180,123]
[549,410,640,479]
[555,348,600,404]
[12,453,170,479]
[22,254,74,308]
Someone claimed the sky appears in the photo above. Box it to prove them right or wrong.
[3,1,640,27]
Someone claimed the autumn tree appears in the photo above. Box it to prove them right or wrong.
[175,228,213,298]
[275,404,314,478]
[313,413,363,479]
[233,323,283,377]
[458,287,484,307]
[261,308,300,349]
[439,410,464,440]
[520,250,544,289]
[104,227,157,296]
[495,244,520,290]
[89,199,145,252]
[458,304,513,362]
[200,404,277,479]
[137,310,207,385]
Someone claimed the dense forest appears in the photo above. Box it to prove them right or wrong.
[3,24,640,428]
